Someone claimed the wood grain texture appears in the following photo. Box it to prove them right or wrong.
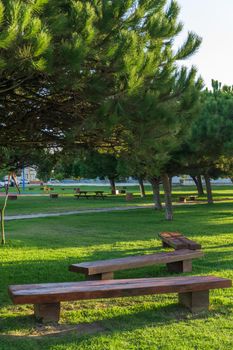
[159,232,202,250]
[9,276,231,305]
[69,249,204,275]
[179,290,209,312]
[167,260,192,273]
[34,302,60,323]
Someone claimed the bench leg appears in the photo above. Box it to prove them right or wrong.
[166,260,192,273]
[162,241,170,248]
[179,290,209,312]
[86,272,114,280]
[34,302,60,323]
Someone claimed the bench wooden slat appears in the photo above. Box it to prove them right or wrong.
[69,249,203,275]
[159,232,201,250]
[160,232,182,238]
[9,276,231,305]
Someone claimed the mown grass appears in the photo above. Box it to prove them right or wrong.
[0,185,233,216]
[0,198,233,349]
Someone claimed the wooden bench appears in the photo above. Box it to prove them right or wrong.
[93,191,105,199]
[8,195,18,200]
[50,193,59,199]
[126,193,134,201]
[8,276,231,323]
[74,192,106,200]
[69,249,204,280]
[74,191,89,199]
[159,232,201,250]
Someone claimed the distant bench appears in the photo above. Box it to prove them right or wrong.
[179,196,197,203]
[74,191,105,200]
[69,249,204,280]
[159,232,201,250]
[9,276,231,323]
[50,193,59,199]
[8,195,18,200]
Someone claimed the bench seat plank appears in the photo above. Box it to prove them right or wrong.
[159,232,201,250]
[9,276,231,305]
[69,249,203,276]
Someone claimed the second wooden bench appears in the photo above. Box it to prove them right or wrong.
[69,249,204,280]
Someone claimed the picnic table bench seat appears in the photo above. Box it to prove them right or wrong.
[69,249,204,280]
[159,232,201,250]
[9,276,231,323]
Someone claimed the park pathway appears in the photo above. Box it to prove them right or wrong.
[5,205,155,221]
[4,201,205,221]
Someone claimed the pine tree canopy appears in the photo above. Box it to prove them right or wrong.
[0,0,202,152]
[166,81,233,178]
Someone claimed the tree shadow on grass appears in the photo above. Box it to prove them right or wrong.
[206,242,233,250]
[1,301,227,339]
[0,301,232,350]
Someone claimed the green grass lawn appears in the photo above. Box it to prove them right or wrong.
[0,185,233,216]
[0,199,232,349]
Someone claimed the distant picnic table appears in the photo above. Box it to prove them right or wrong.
[74,190,105,200]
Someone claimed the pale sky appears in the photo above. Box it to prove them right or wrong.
[176,0,233,88]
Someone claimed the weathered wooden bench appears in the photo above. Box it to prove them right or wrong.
[159,232,201,250]
[8,276,231,323]
[69,249,204,280]
[8,195,18,200]
[50,193,59,199]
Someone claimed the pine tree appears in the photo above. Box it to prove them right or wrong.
[0,0,202,151]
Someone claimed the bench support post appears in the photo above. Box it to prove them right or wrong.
[179,290,209,312]
[34,302,60,323]
[86,272,114,280]
[162,241,170,248]
[167,260,192,273]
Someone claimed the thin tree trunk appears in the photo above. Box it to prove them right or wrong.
[230,177,233,184]
[138,177,146,198]
[204,174,213,204]
[1,194,8,245]
[109,177,116,195]
[191,175,204,196]
[162,173,173,221]
[191,175,198,187]
[169,176,172,192]
[0,209,4,245]
[197,175,204,195]
[150,177,162,210]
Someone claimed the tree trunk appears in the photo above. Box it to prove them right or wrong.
[191,175,204,196]
[230,177,233,184]
[191,175,198,187]
[169,176,173,191]
[149,177,162,210]
[109,177,116,195]
[0,209,5,245]
[204,174,213,204]
[1,194,8,245]
[197,175,204,195]
[162,173,173,221]
[138,177,146,198]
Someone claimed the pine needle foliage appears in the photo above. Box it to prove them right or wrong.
[0,0,202,153]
